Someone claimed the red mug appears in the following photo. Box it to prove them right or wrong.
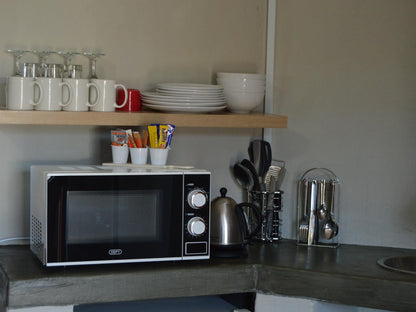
[116,88,141,112]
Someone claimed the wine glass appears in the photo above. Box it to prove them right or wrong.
[57,51,81,78]
[6,49,30,76]
[32,50,54,77]
[83,52,105,79]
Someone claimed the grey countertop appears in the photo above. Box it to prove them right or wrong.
[0,240,415,311]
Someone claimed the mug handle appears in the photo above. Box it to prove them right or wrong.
[85,82,100,107]
[113,84,128,108]
[59,81,73,107]
[31,80,43,106]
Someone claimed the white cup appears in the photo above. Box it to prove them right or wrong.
[62,78,99,111]
[130,147,148,165]
[111,145,129,164]
[35,77,72,111]
[89,79,127,112]
[150,148,170,166]
[6,76,42,110]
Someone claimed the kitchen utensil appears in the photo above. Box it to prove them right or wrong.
[248,190,283,242]
[297,168,340,247]
[43,63,63,78]
[89,79,127,112]
[307,180,318,245]
[317,180,327,220]
[240,159,260,191]
[130,147,148,165]
[83,52,104,79]
[233,163,255,191]
[62,78,99,111]
[111,144,129,164]
[322,181,339,240]
[57,51,81,78]
[142,103,226,113]
[34,77,72,111]
[248,140,260,175]
[150,148,169,165]
[217,72,266,113]
[32,50,54,77]
[257,140,272,181]
[142,84,226,113]
[22,63,40,78]
[67,64,82,79]
[264,165,281,192]
[298,179,309,243]
[6,76,42,110]
[248,140,272,189]
[273,159,286,189]
[7,49,31,76]
[116,89,142,112]
[210,187,262,257]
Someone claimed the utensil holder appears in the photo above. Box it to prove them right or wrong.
[248,190,283,242]
[296,168,340,248]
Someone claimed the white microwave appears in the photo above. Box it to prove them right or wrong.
[30,165,211,267]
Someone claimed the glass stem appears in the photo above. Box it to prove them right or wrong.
[90,57,97,79]
[15,53,23,76]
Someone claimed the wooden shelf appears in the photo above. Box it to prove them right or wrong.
[0,109,287,128]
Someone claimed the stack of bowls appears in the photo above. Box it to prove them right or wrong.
[216,72,266,113]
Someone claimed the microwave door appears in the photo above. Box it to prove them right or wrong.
[47,175,183,264]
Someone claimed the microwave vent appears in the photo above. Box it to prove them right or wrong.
[31,215,43,257]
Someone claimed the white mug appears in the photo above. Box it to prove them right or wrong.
[35,78,72,111]
[6,76,42,110]
[89,79,127,112]
[63,78,99,111]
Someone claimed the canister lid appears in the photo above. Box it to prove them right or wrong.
[299,168,339,183]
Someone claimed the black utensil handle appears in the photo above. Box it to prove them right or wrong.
[235,202,262,241]
[264,141,272,170]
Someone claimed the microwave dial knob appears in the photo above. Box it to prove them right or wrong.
[187,189,207,209]
[187,217,206,236]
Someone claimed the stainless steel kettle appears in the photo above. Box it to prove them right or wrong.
[210,187,262,256]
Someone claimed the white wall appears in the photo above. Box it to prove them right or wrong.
[273,0,416,248]
[0,0,265,242]
[1,0,413,251]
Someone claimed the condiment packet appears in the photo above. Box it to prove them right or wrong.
[133,131,143,148]
[111,129,128,146]
[147,124,175,149]
[126,129,137,148]
[148,125,158,148]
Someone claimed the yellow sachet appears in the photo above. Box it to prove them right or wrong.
[147,125,158,148]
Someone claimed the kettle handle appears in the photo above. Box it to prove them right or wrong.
[235,202,262,242]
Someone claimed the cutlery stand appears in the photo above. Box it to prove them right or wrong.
[248,190,283,242]
[296,168,340,248]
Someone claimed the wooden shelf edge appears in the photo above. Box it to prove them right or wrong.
[0,110,287,128]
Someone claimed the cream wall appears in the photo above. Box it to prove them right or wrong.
[0,0,266,242]
[273,0,416,248]
[1,0,414,251]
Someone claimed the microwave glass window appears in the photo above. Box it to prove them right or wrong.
[66,190,162,244]
[46,174,184,263]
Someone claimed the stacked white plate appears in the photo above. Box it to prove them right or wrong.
[141,83,226,113]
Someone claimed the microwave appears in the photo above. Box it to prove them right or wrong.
[30,165,211,267]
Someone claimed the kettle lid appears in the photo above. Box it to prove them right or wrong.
[212,187,237,206]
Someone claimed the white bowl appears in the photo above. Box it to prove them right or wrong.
[224,89,265,113]
[217,80,266,92]
[217,72,266,81]
[217,77,265,87]
[220,84,266,93]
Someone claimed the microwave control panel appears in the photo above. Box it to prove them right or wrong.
[183,173,210,257]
